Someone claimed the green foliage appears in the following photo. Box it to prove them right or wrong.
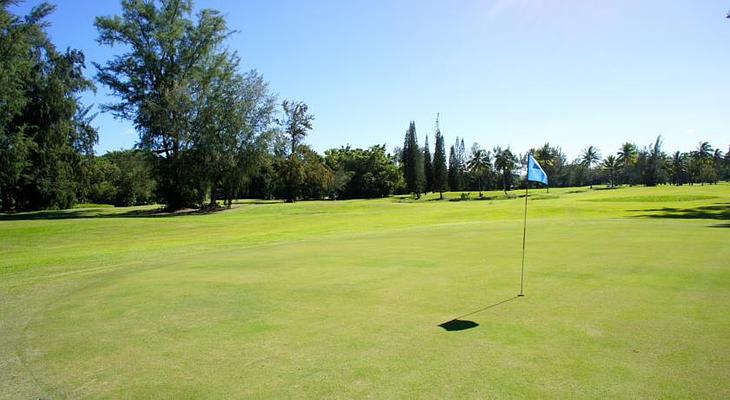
[447,137,468,192]
[423,136,434,193]
[448,145,458,191]
[324,145,401,199]
[493,146,517,193]
[279,101,315,202]
[299,145,334,200]
[602,155,619,187]
[80,150,156,206]
[617,142,638,185]
[638,136,665,186]
[401,121,425,197]
[0,2,96,212]
[686,141,719,185]
[466,145,491,196]
[529,143,567,187]
[667,151,688,185]
[581,145,602,188]
[94,0,234,209]
[432,126,448,198]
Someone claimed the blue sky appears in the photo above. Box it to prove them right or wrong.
[11,0,730,159]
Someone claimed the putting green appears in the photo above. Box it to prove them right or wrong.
[1,184,729,398]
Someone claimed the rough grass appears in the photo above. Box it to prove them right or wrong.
[1,184,729,399]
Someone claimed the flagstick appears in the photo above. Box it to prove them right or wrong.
[519,183,529,297]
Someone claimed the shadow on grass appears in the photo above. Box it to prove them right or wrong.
[439,296,519,332]
[439,319,479,331]
[444,194,517,202]
[631,203,730,225]
[232,199,286,205]
[0,206,229,221]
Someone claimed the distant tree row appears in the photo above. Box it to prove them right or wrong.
[400,122,730,198]
[526,138,729,189]
[1,2,728,212]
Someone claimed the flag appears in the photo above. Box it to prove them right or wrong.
[527,154,548,185]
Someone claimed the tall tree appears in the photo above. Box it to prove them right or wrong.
[668,151,687,186]
[1,2,97,211]
[432,124,448,199]
[467,145,491,197]
[632,137,666,187]
[581,145,601,188]
[279,100,314,202]
[712,148,725,180]
[602,155,619,187]
[401,121,424,197]
[193,60,277,208]
[448,144,459,191]
[695,141,712,159]
[689,141,716,184]
[617,142,637,185]
[423,135,434,193]
[95,0,232,209]
[493,147,517,194]
[722,146,730,181]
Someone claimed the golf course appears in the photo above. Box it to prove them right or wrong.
[1,184,728,398]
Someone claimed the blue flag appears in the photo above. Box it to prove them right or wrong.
[527,154,548,185]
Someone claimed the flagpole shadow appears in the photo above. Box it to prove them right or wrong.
[438,296,520,332]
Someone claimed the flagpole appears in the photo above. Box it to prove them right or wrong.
[519,183,529,296]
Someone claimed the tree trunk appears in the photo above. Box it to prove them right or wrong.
[1,190,11,213]
[589,169,593,189]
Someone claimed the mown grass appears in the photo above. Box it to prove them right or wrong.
[1,184,729,399]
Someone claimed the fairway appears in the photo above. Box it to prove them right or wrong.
[1,185,729,399]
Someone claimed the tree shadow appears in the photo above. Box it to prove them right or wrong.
[0,206,229,221]
[631,203,730,224]
[438,296,519,332]
[232,199,285,205]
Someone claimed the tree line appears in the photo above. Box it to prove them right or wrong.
[401,129,730,198]
[1,1,729,212]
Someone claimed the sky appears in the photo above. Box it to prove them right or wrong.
[11,0,730,160]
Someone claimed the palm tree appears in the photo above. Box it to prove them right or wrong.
[467,147,491,197]
[690,142,714,185]
[712,148,724,175]
[581,145,601,188]
[669,151,686,186]
[601,155,619,187]
[493,147,516,194]
[617,142,637,185]
[696,141,712,160]
[644,135,664,187]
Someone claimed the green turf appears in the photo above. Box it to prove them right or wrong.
[1,184,729,399]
